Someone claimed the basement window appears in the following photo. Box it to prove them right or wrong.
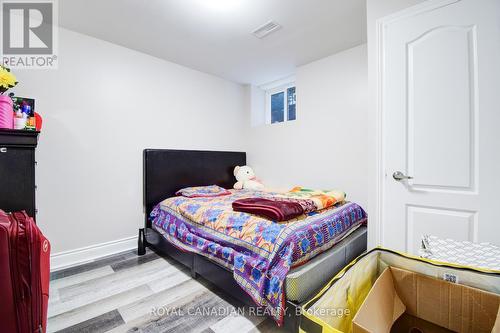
[265,82,296,124]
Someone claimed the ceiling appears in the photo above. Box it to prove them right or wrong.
[59,0,366,85]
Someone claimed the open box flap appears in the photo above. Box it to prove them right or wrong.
[352,267,405,333]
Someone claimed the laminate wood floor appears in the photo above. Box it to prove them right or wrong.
[49,249,290,333]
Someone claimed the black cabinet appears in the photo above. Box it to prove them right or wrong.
[0,129,39,219]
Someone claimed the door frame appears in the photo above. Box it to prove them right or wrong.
[372,0,462,247]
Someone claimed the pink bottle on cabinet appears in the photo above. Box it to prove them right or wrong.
[0,95,13,129]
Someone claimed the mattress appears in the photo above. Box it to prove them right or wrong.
[150,189,367,325]
[285,225,367,302]
[154,189,367,266]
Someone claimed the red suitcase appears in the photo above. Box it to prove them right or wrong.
[0,210,50,333]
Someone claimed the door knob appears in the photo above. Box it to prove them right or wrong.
[393,171,413,181]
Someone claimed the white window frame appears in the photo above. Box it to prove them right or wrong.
[260,76,296,125]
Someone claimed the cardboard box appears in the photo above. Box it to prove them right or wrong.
[352,266,500,333]
[391,314,455,333]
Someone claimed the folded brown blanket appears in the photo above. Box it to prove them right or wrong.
[232,198,304,222]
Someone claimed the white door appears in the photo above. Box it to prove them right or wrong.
[380,0,500,253]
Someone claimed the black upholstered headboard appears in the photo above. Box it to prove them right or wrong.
[143,149,246,228]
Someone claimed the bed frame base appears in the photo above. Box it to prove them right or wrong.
[137,228,146,256]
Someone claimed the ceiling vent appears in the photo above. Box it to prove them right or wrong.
[252,21,281,39]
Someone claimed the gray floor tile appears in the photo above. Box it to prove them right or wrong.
[48,285,153,332]
[51,250,138,280]
[55,309,125,333]
[110,251,161,272]
[48,249,285,333]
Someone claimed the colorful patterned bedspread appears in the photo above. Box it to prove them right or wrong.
[150,189,367,326]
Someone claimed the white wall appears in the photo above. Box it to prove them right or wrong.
[245,44,369,208]
[13,28,247,265]
[248,85,266,127]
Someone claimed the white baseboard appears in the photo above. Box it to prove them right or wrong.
[50,236,136,272]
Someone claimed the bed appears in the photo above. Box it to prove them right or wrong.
[139,149,367,331]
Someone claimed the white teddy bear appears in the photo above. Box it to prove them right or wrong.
[233,165,264,190]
